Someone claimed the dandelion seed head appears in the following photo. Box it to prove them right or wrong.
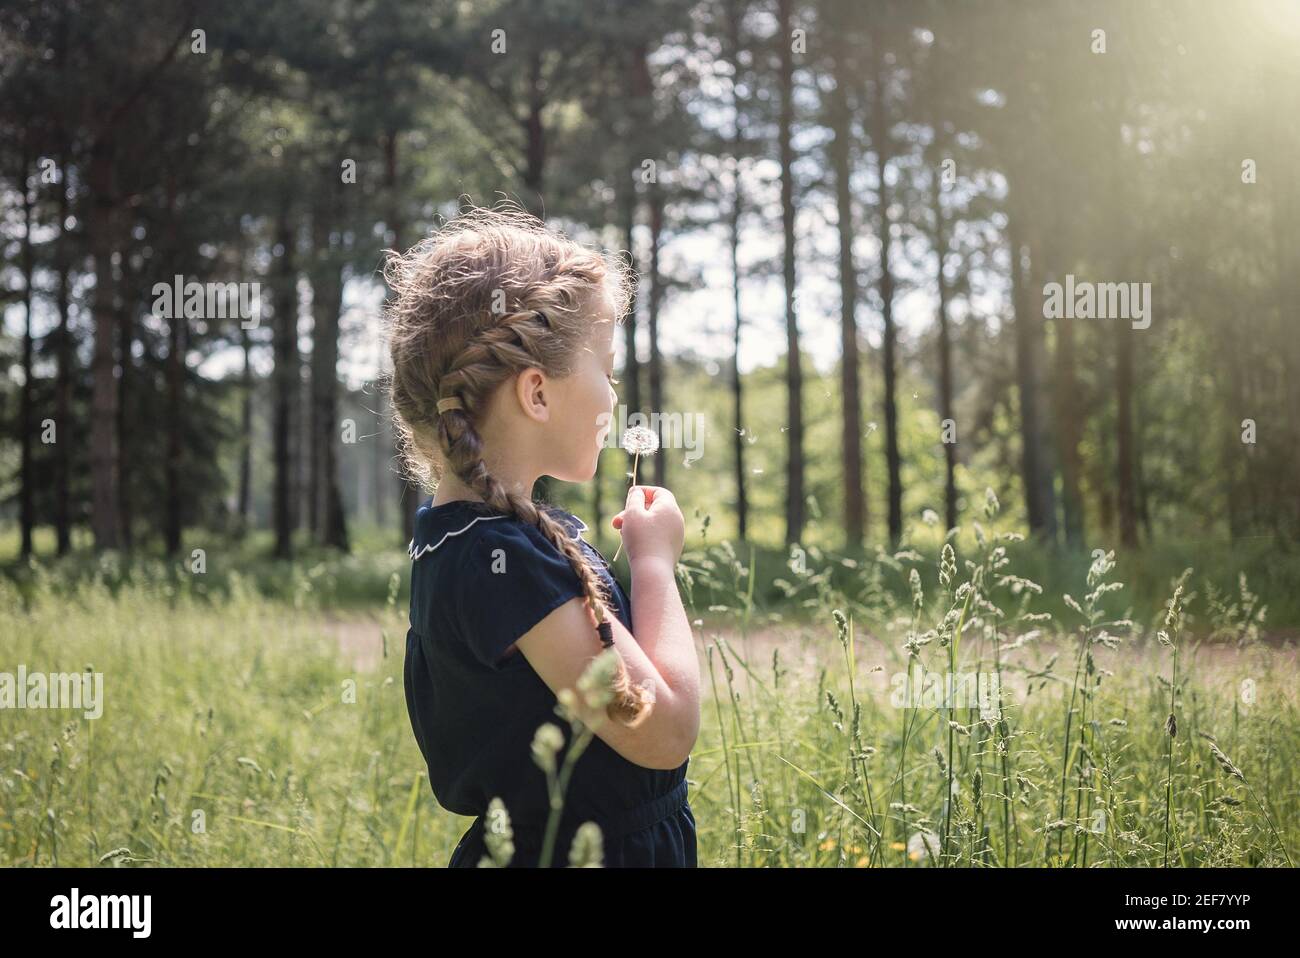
[621,425,660,456]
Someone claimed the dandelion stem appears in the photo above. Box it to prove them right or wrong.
[610,452,642,564]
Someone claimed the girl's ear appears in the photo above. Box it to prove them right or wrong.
[514,367,551,423]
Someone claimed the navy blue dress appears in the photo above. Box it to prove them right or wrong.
[403,497,697,868]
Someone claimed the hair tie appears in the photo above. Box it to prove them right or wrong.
[596,619,614,649]
[436,396,464,414]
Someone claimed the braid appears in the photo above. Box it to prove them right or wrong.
[439,401,653,728]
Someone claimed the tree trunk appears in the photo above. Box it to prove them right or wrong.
[117,231,134,552]
[88,140,121,550]
[523,50,546,214]
[1092,440,1115,540]
[1039,228,1085,548]
[1134,380,1153,543]
[730,212,748,543]
[383,130,425,534]
[777,0,804,547]
[1007,207,1058,542]
[1115,320,1138,548]
[19,153,35,558]
[1106,98,1138,549]
[238,319,253,533]
[164,171,184,555]
[299,350,313,535]
[305,355,319,538]
[311,187,350,552]
[1052,312,1086,548]
[828,64,865,550]
[726,0,748,544]
[931,170,958,534]
[868,38,901,545]
[272,197,297,559]
[54,147,72,555]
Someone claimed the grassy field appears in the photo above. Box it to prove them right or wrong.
[1,505,1296,867]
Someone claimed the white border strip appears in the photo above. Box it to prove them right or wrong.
[407,514,508,560]
[407,510,590,560]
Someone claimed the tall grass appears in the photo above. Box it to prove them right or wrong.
[675,495,1298,867]
[0,571,467,867]
[1,501,1295,867]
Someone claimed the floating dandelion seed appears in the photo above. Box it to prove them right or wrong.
[612,425,660,563]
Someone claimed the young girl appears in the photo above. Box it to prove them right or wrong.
[385,204,701,868]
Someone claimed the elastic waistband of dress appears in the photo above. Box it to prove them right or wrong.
[484,779,688,845]
[605,779,688,841]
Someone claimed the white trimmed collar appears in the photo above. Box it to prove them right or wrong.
[407,512,507,560]
[407,501,588,560]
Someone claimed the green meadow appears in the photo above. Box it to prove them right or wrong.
[3,502,1295,868]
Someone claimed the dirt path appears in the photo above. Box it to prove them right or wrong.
[323,611,1296,708]
[322,612,397,673]
[694,619,1298,707]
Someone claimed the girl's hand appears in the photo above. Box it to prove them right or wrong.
[611,485,684,565]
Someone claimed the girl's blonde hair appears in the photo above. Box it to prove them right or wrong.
[383,201,651,728]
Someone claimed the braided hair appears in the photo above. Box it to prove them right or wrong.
[383,201,651,728]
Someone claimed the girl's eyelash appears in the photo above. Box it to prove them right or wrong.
[607,375,620,385]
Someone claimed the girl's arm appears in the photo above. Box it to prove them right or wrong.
[516,583,700,770]
[626,552,701,746]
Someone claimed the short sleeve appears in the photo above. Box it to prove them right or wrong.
[452,521,587,671]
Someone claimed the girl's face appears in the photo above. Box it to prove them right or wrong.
[544,287,619,484]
